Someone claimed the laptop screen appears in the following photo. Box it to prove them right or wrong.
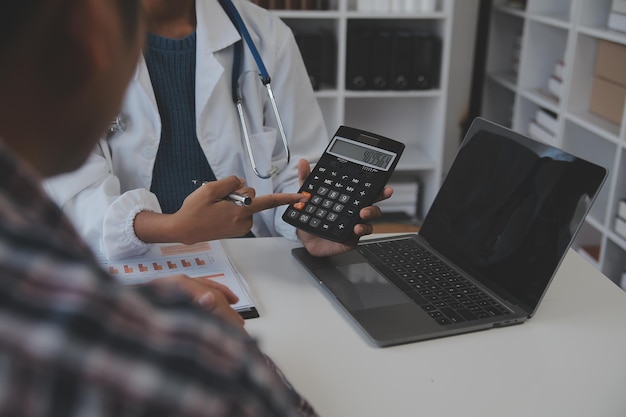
[419,119,606,314]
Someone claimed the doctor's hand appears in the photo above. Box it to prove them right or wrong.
[149,274,246,332]
[134,176,307,245]
[295,159,393,257]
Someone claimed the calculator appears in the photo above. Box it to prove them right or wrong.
[282,126,405,242]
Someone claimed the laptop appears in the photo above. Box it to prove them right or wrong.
[291,117,607,347]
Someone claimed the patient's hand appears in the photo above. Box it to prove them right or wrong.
[150,274,246,331]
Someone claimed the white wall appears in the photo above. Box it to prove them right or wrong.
[443,0,480,174]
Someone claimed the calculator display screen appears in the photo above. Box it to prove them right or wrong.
[328,137,396,170]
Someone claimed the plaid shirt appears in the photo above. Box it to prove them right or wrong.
[0,139,318,417]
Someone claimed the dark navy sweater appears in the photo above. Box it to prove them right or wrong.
[145,31,216,214]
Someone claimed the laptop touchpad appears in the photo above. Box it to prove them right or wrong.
[317,262,409,311]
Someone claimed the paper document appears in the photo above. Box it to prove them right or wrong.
[98,240,258,318]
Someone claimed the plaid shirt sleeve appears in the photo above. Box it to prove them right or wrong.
[0,248,320,417]
[0,141,319,417]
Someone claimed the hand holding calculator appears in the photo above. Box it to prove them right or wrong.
[282,126,404,243]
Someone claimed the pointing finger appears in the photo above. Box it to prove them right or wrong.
[249,192,308,213]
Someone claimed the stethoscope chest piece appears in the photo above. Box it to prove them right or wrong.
[106,113,127,139]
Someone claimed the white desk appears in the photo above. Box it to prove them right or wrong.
[222,236,626,417]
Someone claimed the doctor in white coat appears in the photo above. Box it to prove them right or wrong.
[45,0,391,260]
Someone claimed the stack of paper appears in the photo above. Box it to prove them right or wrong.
[528,108,558,146]
[609,0,626,33]
[99,240,259,318]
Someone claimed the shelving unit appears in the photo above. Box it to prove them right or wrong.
[261,0,454,220]
[481,0,626,286]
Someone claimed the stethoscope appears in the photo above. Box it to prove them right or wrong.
[108,0,290,179]
[219,0,290,179]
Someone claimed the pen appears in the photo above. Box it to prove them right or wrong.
[227,192,252,206]
[192,180,252,206]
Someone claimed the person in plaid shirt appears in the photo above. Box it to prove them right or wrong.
[0,1,317,416]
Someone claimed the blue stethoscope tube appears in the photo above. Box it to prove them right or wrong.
[108,0,291,179]
[219,0,290,179]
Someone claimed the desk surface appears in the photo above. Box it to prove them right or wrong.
[222,235,626,417]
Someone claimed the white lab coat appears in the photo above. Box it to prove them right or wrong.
[44,0,327,260]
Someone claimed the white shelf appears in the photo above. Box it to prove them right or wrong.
[396,143,437,171]
[342,90,443,98]
[493,4,526,19]
[263,0,454,218]
[565,111,621,143]
[343,11,447,19]
[272,10,342,18]
[481,0,626,285]
[527,13,571,30]
[488,71,518,91]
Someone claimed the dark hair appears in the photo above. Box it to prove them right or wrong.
[116,0,142,40]
[0,1,141,58]
[0,2,42,58]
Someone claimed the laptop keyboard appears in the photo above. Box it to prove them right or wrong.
[357,238,511,326]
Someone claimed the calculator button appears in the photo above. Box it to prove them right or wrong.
[333,224,346,236]
[327,213,339,222]
[298,214,311,223]
[338,194,350,203]
[301,191,312,200]
[345,186,355,193]
[332,203,345,212]
[352,199,362,207]
[328,190,340,199]
[293,202,306,210]
[311,195,323,205]
[322,199,333,209]
[309,218,321,227]
[315,208,328,218]
[305,205,316,214]
[321,223,330,231]
[305,183,315,191]
[286,209,299,219]
[317,186,329,196]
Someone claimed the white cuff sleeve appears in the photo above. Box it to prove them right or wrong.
[102,189,162,260]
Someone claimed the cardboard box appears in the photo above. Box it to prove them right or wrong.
[595,40,626,87]
[578,244,601,263]
[589,77,626,125]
